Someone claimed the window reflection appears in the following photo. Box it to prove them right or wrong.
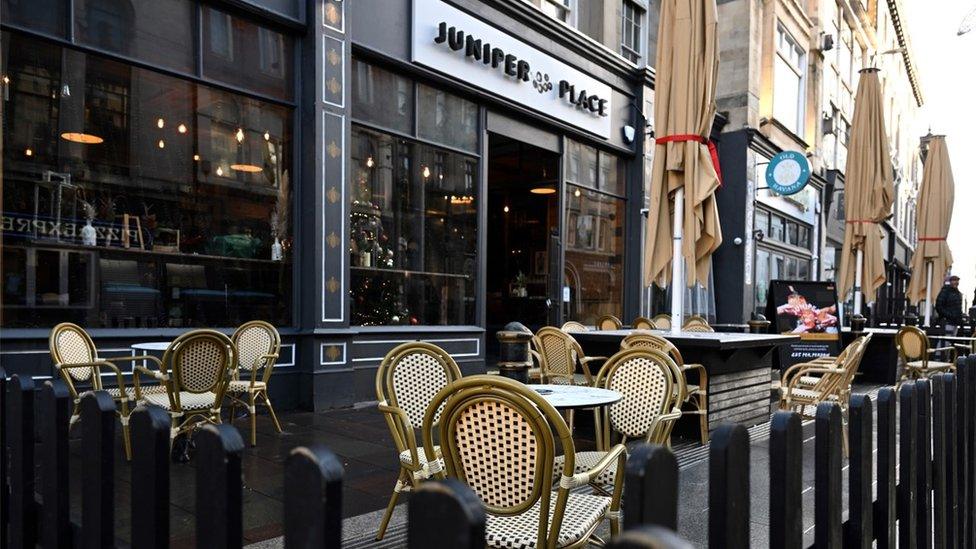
[202,7,294,101]
[564,185,624,324]
[352,59,413,134]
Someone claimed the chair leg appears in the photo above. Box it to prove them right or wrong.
[122,417,133,460]
[377,470,408,541]
[263,391,283,433]
[697,404,710,445]
[228,398,237,425]
[249,392,258,446]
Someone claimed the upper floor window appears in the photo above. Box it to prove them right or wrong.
[773,25,806,136]
[541,0,573,23]
[621,0,644,64]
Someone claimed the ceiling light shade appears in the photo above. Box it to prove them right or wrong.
[60,132,103,144]
[530,186,556,195]
[231,163,263,173]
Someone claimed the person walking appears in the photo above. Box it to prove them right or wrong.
[936,275,964,335]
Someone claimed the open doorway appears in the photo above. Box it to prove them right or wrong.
[486,133,560,356]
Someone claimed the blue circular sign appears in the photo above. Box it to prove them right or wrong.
[765,151,811,195]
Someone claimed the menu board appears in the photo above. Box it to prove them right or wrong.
[766,280,842,369]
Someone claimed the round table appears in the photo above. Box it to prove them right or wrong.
[131,341,172,352]
[530,384,621,410]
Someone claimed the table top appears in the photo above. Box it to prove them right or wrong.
[529,384,622,409]
[131,341,172,352]
[572,329,800,350]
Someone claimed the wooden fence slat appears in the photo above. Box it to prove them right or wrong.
[874,387,897,549]
[932,374,949,549]
[815,402,843,548]
[408,479,486,549]
[606,525,695,549]
[708,423,750,549]
[769,411,802,549]
[0,366,8,547]
[623,443,678,531]
[916,379,933,549]
[956,357,969,548]
[40,381,72,549]
[130,406,172,549]
[284,445,344,549]
[899,381,919,548]
[7,375,36,549]
[846,394,873,549]
[944,372,958,548]
[967,355,976,546]
[196,424,245,549]
[81,391,117,549]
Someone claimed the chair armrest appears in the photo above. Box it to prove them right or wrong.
[783,367,844,395]
[681,363,708,390]
[57,361,130,402]
[560,443,628,489]
[579,355,608,364]
[378,401,421,466]
[782,362,842,385]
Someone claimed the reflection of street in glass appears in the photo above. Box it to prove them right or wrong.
[776,290,838,334]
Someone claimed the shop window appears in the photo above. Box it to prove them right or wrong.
[1,31,294,328]
[540,0,573,23]
[786,221,799,246]
[244,0,301,20]
[566,139,624,196]
[564,185,624,324]
[75,0,195,74]
[350,126,477,326]
[755,248,770,314]
[620,0,644,64]
[768,214,785,241]
[754,209,769,238]
[1,0,66,38]
[773,24,806,135]
[202,7,294,101]
[418,84,478,153]
[352,59,413,135]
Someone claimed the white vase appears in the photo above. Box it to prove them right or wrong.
[271,237,283,261]
[81,220,97,246]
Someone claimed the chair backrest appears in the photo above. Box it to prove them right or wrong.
[682,315,714,332]
[423,375,574,548]
[596,349,680,444]
[632,316,655,330]
[560,320,589,333]
[596,315,622,330]
[49,322,100,390]
[535,327,584,384]
[375,341,462,429]
[231,320,281,378]
[99,259,142,286]
[651,314,672,330]
[163,330,234,397]
[839,334,872,388]
[896,326,929,363]
[619,332,686,366]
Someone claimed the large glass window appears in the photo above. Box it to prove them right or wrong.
[1,31,294,328]
[1,0,66,37]
[202,7,295,101]
[418,83,478,153]
[564,186,624,324]
[352,59,413,135]
[773,24,805,135]
[75,0,195,73]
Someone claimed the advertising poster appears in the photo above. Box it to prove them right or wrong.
[766,280,842,369]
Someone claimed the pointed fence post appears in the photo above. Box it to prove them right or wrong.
[943,372,958,549]
[196,424,245,549]
[130,406,172,549]
[932,373,954,549]
[606,525,695,549]
[408,479,486,549]
[708,423,750,549]
[769,411,802,549]
[284,445,344,549]
[874,387,897,549]
[956,357,970,548]
[966,355,976,545]
[623,443,678,530]
[81,391,117,549]
[846,394,873,549]
[916,379,933,549]
[40,380,72,549]
[7,375,36,549]
[899,381,919,548]
[815,402,843,548]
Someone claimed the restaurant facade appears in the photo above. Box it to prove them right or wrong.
[0,0,656,409]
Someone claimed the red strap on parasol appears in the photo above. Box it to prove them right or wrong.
[918,237,946,241]
[655,134,723,185]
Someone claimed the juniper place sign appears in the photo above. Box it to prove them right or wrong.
[412,0,613,139]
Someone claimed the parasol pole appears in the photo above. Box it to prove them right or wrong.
[924,261,934,326]
[671,188,684,334]
[853,248,863,316]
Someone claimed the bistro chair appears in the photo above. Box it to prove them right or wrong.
[133,329,235,441]
[534,327,605,386]
[560,320,589,333]
[374,341,462,541]
[681,315,714,332]
[632,316,655,330]
[651,314,672,330]
[620,332,710,443]
[596,314,623,330]
[225,320,283,446]
[896,326,957,384]
[48,322,167,459]
[422,374,626,547]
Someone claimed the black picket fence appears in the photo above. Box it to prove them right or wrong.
[3,356,976,548]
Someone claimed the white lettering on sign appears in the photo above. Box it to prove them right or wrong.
[412,0,613,139]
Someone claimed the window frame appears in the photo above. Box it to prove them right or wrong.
[620,0,645,64]
[773,23,807,135]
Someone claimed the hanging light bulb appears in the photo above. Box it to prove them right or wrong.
[2,75,9,84]
[158,139,165,149]
[193,154,200,161]
[157,118,165,129]
[177,123,187,134]
[263,131,270,141]
[503,205,510,213]
[366,156,374,168]
[60,84,71,97]
[216,166,224,176]
[574,188,581,197]
[236,128,245,143]
[422,165,431,178]
[25,148,32,157]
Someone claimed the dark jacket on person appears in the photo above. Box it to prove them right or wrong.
[936,285,964,325]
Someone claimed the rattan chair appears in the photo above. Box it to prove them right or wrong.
[225,320,283,446]
[632,316,655,330]
[375,341,462,540]
[49,322,167,459]
[620,332,710,443]
[560,321,589,333]
[651,314,672,330]
[681,315,714,332]
[133,329,235,441]
[422,375,626,548]
[535,327,606,386]
[595,315,622,331]
[896,326,957,384]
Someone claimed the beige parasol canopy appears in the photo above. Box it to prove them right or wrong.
[642,0,722,289]
[837,68,894,307]
[907,136,954,304]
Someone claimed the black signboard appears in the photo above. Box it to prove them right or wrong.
[766,280,842,369]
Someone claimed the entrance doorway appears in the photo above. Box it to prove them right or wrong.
[486,133,560,353]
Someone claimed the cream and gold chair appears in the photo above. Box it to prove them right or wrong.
[896,326,957,384]
[375,341,462,540]
[560,320,589,333]
[620,332,709,443]
[681,315,714,332]
[595,315,622,331]
[134,329,234,441]
[225,320,283,446]
[422,375,626,547]
[632,316,655,330]
[535,327,605,386]
[49,322,167,459]
[651,314,672,330]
